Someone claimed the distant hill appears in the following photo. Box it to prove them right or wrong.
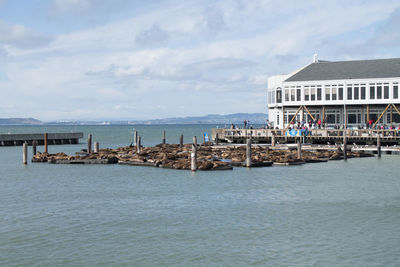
[0,118,43,125]
[139,113,267,125]
[6,113,267,125]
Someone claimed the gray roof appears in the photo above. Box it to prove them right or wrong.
[285,58,400,82]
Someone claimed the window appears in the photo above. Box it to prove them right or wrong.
[291,88,295,101]
[361,85,366,100]
[305,86,309,101]
[384,84,389,99]
[339,87,343,100]
[296,87,301,101]
[332,86,337,100]
[377,84,382,99]
[394,83,399,99]
[354,85,359,100]
[317,87,322,101]
[311,86,316,101]
[347,110,362,124]
[370,84,375,99]
[277,114,279,125]
[325,86,330,101]
[347,86,352,100]
[325,110,340,125]
[285,88,289,102]
[276,88,282,103]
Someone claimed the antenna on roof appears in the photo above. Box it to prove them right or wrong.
[313,54,318,63]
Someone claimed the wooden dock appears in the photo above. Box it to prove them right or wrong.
[212,128,400,145]
[0,132,83,146]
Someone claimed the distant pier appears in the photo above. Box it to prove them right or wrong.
[0,133,83,146]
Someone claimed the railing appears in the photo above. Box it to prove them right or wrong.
[213,128,400,140]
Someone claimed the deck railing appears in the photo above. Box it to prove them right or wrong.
[213,128,400,141]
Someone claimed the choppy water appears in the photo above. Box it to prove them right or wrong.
[1,125,400,266]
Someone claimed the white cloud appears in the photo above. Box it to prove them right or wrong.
[1,0,400,120]
[0,20,52,48]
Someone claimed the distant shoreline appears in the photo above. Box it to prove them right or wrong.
[0,113,268,126]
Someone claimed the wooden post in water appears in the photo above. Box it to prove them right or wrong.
[88,134,92,154]
[162,130,166,144]
[44,133,48,154]
[191,136,197,172]
[94,142,99,153]
[137,136,141,153]
[180,134,183,148]
[297,138,302,159]
[32,140,37,156]
[23,142,28,165]
[343,131,347,161]
[215,133,219,145]
[246,138,252,167]
[271,133,276,147]
[133,131,137,146]
[377,134,381,158]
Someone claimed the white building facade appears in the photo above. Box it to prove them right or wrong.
[267,57,400,129]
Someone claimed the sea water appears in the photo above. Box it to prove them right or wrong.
[1,125,400,266]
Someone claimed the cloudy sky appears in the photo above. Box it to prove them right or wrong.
[1,0,400,121]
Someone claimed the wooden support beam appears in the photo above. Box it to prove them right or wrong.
[133,131,137,146]
[297,138,302,159]
[87,134,92,154]
[23,142,28,165]
[286,105,303,129]
[191,136,197,171]
[390,105,393,125]
[343,133,347,161]
[372,104,391,128]
[392,104,400,117]
[32,140,37,156]
[246,138,252,167]
[322,106,325,128]
[94,142,99,153]
[377,134,381,158]
[303,105,315,121]
[44,133,48,153]
[366,104,370,124]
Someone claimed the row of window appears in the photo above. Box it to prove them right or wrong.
[280,83,399,103]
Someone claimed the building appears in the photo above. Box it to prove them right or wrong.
[267,56,400,129]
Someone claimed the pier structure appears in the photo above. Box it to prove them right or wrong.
[212,128,400,146]
[0,132,83,146]
[267,56,400,129]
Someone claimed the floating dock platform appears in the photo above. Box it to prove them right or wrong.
[0,133,83,146]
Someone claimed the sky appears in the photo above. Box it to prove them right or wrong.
[1,0,400,121]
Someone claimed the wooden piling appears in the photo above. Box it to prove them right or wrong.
[137,136,141,153]
[134,131,138,146]
[180,134,183,148]
[271,134,276,147]
[23,142,28,165]
[32,140,37,156]
[88,134,92,154]
[94,142,99,153]
[343,132,347,161]
[162,130,166,144]
[377,134,381,158]
[191,136,197,171]
[297,138,302,159]
[246,138,252,167]
[215,133,219,145]
[44,133,48,153]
